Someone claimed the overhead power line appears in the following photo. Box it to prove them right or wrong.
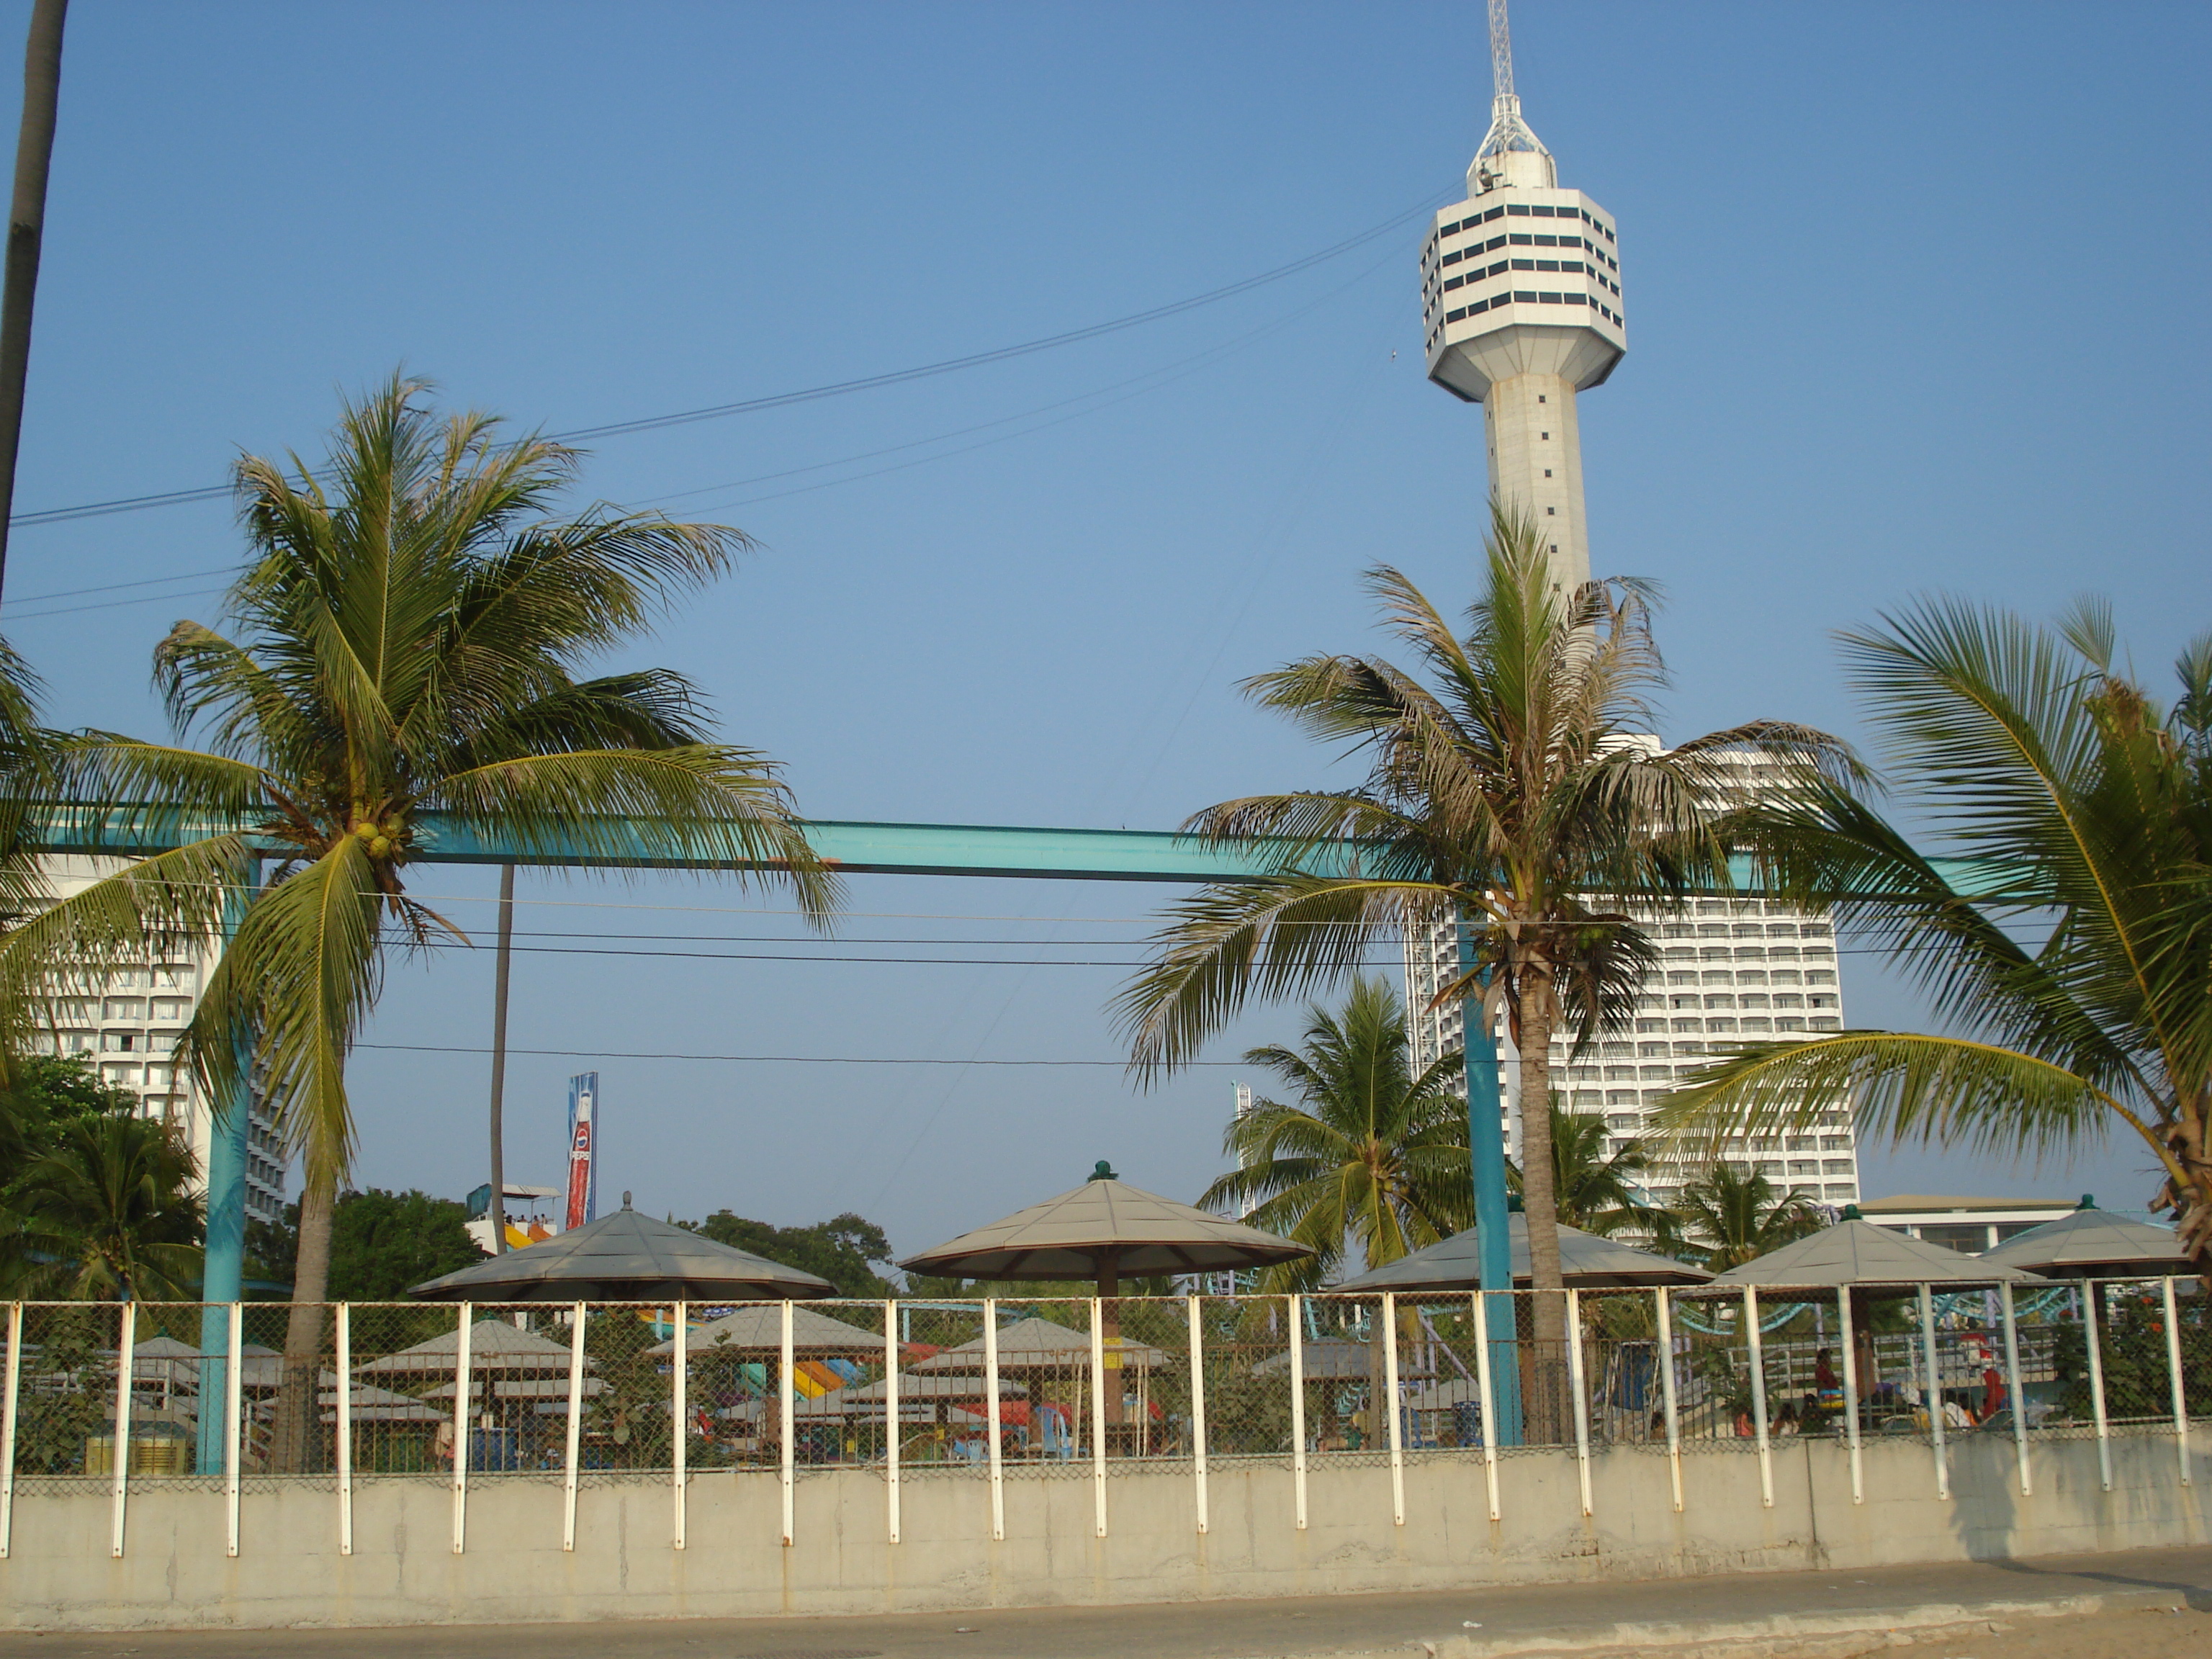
[356,1040,1230,1068]
[9,193,1443,531]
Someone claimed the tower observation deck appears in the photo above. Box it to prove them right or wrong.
[1421,0,1624,593]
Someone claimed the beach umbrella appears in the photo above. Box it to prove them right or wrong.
[899,1163,1313,1284]
[1977,1197,2194,1279]
[909,1313,1169,1455]
[356,1317,579,1377]
[409,1195,834,1302]
[899,1162,1311,1435]
[642,1303,882,1357]
[1334,1214,1712,1292]
[1691,1210,2046,1406]
[1694,1215,2049,1293]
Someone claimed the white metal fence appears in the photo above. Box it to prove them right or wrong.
[1,1280,2200,1559]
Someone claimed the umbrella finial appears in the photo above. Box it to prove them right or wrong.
[1088,1160,1118,1182]
[622,1191,633,1210]
[2077,1193,2096,1210]
[1841,1204,1861,1220]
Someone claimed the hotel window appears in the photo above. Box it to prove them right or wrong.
[1506,204,1530,216]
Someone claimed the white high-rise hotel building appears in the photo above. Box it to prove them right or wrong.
[24,855,289,1226]
[1401,2,1861,1208]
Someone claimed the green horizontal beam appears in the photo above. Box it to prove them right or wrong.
[27,808,2006,894]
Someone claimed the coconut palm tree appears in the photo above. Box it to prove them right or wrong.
[1671,1162,1822,1273]
[1198,976,1467,1288]
[1514,1108,1676,1245]
[1659,598,2212,1276]
[1117,509,1848,1355]
[1,373,835,1462]
[7,1109,204,1300]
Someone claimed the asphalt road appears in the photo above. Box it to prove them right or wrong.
[7,1545,2208,1659]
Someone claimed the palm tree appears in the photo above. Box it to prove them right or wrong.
[1,373,835,1462]
[1197,976,1467,1288]
[1659,597,2212,1276]
[1116,510,1848,1356]
[1671,1162,1822,1273]
[1514,1108,1676,1245]
[7,1110,204,1300]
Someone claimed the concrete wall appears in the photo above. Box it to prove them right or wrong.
[4,1430,2206,1632]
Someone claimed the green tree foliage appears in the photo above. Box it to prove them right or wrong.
[0,1056,202,1298]
[0,375,833,1467]
[1197,976,1467,1289]
[685,1210,897,1298]
[248,1187,484,1300]
[7,1110,203,1299]
[0,1053,142,1187]
[1671,1163,1823,1272]
[1115,512,1847,1352]
[1659,596,2212,1274]
[1512,1107,1677,1244]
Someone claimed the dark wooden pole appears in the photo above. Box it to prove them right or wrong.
[0,0,68,600]
[485,864,516,1252]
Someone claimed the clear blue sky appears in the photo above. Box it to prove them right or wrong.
[2,2,2206,1253]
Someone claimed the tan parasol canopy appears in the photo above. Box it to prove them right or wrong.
[1976,1198,2195,1279]
[909,1315,1168,1373]
[643,1303,884,1357]
[409,1197,835,1303]
[1333,1214,1712,1292]
[897,1162,1312,1292]
[1692,1215,2049,1295]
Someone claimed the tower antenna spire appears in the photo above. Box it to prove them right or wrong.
[1473,0,1555,193]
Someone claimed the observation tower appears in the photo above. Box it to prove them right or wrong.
[1421,0,1624,593]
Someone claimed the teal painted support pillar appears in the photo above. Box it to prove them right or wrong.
[1459,917,1522,1447]
[197,878,253,1474]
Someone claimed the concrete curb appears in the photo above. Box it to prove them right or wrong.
[1405,1590,2191,1659]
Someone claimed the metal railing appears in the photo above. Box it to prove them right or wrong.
[1,1279,2200,1559]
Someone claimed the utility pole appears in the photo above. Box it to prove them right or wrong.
[0,0,67,601]
[485,866,516,1253]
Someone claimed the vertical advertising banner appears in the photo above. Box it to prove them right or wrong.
[564,1072,601,1231]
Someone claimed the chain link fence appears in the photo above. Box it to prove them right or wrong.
[4,1281,2203,1521]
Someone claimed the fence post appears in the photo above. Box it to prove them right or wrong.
[450,1303,472,1555]
[1743,1285,1771,1509]
[1287,1294,1307,1531]
[225,1300,243,1558]
[110,1299,135,1558]
[336,1302,353,1556]
[1918,1284,1948,1500]
[983,1298,1004,1542]
[2161,1277,2191,1488]
[1382,1292,1405,1527]
[1837,1285,1863,1504]
[1188,1294,1209,1534]
[1655,1287,1681,1514]
[779,1300,795,1547]
[884,1300,900,1546]
[2082,1281,2111,1493]
[672,1300,687,1549]
[0,1301,19,1558]
[1089,1296,1108,1538]
[562,1303,587,1551]
[1565,1289,1592,1518]
[1999,1280,2030,1496]
[1471,1289,1500,1521]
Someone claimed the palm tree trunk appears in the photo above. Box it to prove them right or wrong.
[1514,980,1569,1440]
[0,0,66,598]
[270,1168,335,1473]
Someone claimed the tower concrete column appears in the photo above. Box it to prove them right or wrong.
[1483,372,1589,595]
